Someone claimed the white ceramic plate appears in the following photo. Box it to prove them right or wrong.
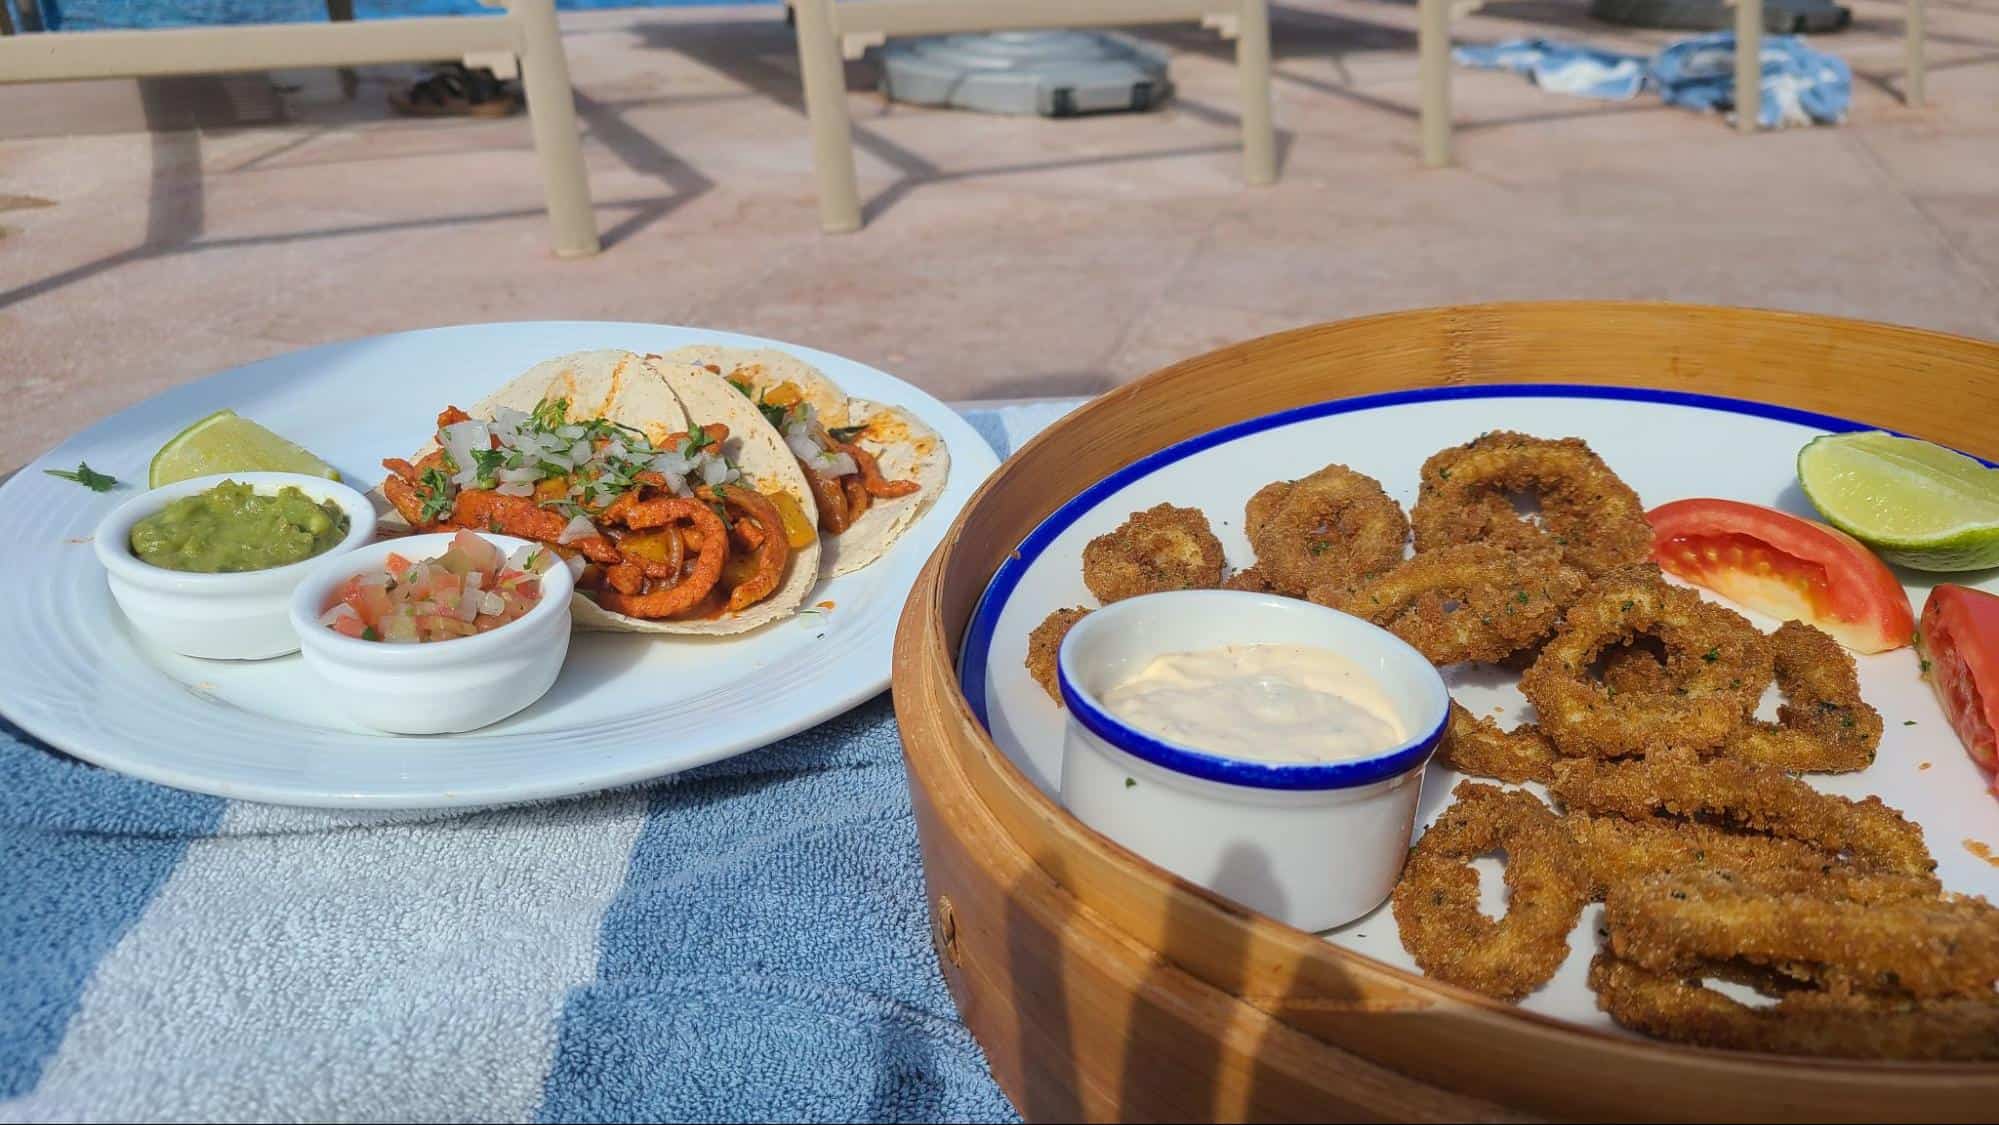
[964,385,1999,1036]
[0,322,996,808]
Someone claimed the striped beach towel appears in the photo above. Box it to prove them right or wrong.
[0,401,1079,1123]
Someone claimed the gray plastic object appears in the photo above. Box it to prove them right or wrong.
[878,30,1173,117]
[1590,0,1851,33]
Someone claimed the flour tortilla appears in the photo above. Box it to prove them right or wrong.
[568,358,823,635]
[652,345,950,577]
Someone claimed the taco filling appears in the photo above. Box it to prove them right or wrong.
[725,376,920,536]
[381,400,815,621]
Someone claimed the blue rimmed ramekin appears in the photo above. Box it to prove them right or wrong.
[1057,590,1449,932]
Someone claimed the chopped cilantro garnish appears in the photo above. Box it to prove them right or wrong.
[728,378,755,399]
[756,400,791,432]
[470,447,506,485]
[361,626,380,641]
[44,462,118,492]
[1904,719,1918,726]
[1308,540,1333,555]
[418,467,457,522]
[828,424,869,444]
[1124,777,1136,789]
[1702,647,1719,663]
[531,398,569,430]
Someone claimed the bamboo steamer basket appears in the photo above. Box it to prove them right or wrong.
[892,302,1999,1122]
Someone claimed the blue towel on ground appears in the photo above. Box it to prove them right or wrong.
[1451,38,1649,100]
[1455,32,1851,127]
[0,400,1082,1123]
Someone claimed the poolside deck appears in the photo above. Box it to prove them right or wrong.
[2,0,1995,472]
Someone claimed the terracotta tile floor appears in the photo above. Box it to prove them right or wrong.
[2,0,1995,471]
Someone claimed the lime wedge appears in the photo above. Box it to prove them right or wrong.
[149,409,340,488]
[1798,431,1999,572]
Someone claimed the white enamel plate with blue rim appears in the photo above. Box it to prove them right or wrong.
[963,385,1999,1034]
[0,322,996,809]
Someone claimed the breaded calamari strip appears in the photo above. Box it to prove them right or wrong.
[1436,702,1559,784]
[1562,813,1859,901]
[1603,868,1993,999]
[1549,748,1935,878]
[1588,954,1999,1061]
[1312,544,1588,666]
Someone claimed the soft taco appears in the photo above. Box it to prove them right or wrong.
[657,345,950,577]
[377,349,822,636]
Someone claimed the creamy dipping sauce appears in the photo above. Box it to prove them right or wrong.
[1099,643,1405,764]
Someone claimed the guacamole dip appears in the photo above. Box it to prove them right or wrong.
[130,480,348,573]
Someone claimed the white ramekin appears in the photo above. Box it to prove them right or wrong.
[1057,590,1450,933]
[94,471,379,661]
[288,532,574,735]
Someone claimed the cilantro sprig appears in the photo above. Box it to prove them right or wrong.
[418,467,457,523]
[44,462,118,492]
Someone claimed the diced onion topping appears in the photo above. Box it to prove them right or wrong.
[557,515,598,544]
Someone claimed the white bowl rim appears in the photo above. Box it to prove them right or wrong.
[289,531,575,664]
[93,471,378,590]
[1056,590,1450,791]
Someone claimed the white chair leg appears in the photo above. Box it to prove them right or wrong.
[1419,0,1451,166]
[793,0,862,234]
[1236,0,1276,185]
[1735,0,1761,133]
[1905,0,1926,105]
[514,0,599,257]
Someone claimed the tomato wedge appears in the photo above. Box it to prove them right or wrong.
[1918,584,1999,788]
[1648,498,1915,653]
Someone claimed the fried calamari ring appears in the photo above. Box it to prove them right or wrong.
[1311,544,1588,665]
[1436,702,1559,784]
[1723,620,1883,773]
[1221,567,1276,593]
[1411,431,1651,577]
[1520,567,1771,758]
[1081,504,1225,604]
[1603,868,1988,999]
[1025,607,1092,705]
[1597,636,1673,696]
[1587,954,1999,1061]
[1563,814,1858,901]
[1549,748,1937,878]
[1244,465,1408,597]
[1390,782,1590,1000]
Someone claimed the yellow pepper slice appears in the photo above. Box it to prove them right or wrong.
[767,490,818,549]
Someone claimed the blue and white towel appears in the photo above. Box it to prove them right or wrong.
[0,400,1081,1124]
[1450,38,1651,100]
[1455,32,1852,128]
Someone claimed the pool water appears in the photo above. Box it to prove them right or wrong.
[38,0,770,32]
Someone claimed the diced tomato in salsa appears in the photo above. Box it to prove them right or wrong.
[321,531,553,644]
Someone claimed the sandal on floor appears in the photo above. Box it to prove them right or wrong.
[389,64,523,118]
